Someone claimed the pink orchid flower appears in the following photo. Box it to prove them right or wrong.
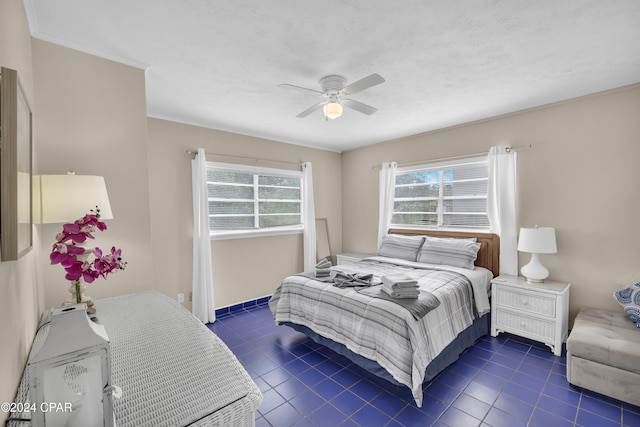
[50,207,126,285]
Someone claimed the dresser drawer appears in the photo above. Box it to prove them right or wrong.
[494,287,556,317]
[495,310,556,341]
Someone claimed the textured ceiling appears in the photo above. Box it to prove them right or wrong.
[23,0,640,152]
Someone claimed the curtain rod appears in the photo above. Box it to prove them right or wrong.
[371,144,531,169]
[186,150,302,167]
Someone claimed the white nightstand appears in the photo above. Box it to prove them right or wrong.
[491,274,570,356]
[336,253,371,265]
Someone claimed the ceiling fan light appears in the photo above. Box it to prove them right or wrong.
[323,102,343,119]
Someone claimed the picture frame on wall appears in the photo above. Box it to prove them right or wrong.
[1,67,33,261]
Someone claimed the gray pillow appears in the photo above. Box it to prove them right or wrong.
[425,235,477,243]
[377,234,425,262]
[417,236,480,269]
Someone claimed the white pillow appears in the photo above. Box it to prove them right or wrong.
[417,236,480,269]
[377,234,425,262]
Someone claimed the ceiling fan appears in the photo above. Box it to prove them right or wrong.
[279,73,385,120]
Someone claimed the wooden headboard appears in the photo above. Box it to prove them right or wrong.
[388,228,500,277]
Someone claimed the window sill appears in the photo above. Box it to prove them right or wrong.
[211,226,303,241]
[389,225,491,233]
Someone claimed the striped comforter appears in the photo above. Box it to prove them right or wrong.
[269,257,492,407]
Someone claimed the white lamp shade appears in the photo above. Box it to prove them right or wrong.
[518,226,557,283]
[33,174,113,224]
[323,102,343,119]
[517,227,557,254]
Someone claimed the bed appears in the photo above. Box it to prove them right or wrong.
[269,229,499,407]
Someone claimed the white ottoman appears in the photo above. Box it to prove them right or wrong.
[566,307,640,406]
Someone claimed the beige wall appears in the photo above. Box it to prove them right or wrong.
[147,118,343,308]
[342,84,640,324]
[1,18,341,412]
[32,39,156,306]
[0,0,44,422]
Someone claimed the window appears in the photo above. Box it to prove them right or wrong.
[391,157,489,229]
[206,162,303,239]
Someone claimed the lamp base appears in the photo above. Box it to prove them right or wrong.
[520,253,549,283]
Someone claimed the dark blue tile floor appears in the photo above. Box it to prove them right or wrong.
[207,301,640,427]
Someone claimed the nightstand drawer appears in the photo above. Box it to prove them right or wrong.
[496,310,556,341]
[494,287,556,317]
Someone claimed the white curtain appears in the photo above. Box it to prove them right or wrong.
[487,146,518,276]
[378,162,398,248]
[191,148,216,323]
[302,162,316,272]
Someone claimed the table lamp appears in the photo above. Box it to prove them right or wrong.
[518,226,557,283]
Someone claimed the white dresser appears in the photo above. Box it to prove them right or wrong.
[491,274,570,356]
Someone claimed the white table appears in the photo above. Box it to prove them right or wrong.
[9,292,262,427]
[491,275,570,356]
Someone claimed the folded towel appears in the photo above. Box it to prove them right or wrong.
[381,284,420,299]
[381,273,418,289]
[383,281,419,290]
[381,274,418,298]
[316,256,332,269]
[317,270,330,276]
[315,256,333,277]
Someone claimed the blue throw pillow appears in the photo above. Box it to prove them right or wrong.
[613,282,640,327]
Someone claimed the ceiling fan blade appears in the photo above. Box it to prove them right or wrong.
[342,73,385,95]
[278,83,323,96]
[343,99,378,115]
[296,102,325,118]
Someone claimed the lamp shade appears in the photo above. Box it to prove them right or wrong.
[33,173,113,224]
[517,227,557,254]
[323,102,343,119]
[518,226,557,283]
